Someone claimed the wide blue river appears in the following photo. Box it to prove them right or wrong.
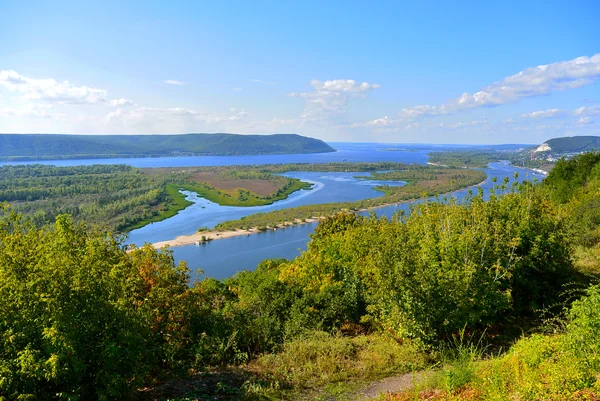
[1,142,541,280]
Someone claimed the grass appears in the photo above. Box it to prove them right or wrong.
[119,177,312,232]
[241,332,431,400]
[380,285,600,401]
[151,332,432,401]
[175,177,312,207]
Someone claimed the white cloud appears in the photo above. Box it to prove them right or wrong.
[398,53,600,119]
[110,98,134,107]
[233,87,243,91]
[573,104,600,116]
[520,108,565,119]
[250,79,278,85]
[448,120,488,129]
[310,79,380,93]
[578,117,593,125]
[164,80,185,85]
[351,116,399,128]
[0,69,108,104]
[290,79,380,120]
[399,104,448,118]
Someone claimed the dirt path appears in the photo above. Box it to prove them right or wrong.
[354,370,432,400]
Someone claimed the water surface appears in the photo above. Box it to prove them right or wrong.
[172,162,545,280]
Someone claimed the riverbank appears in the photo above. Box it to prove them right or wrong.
[150,217,324,249]
[148,175,489,250]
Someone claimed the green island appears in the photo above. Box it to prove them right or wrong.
[213,166,486,232]
[427,150,504,168]
[0,133,335,161]
[3,152,600,400]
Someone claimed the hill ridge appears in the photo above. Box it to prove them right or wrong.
[0,133,335,161]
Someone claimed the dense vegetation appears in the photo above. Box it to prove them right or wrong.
[546,135,600,153]
[2,153,600,400]
[0,164,169,231]
[428,149,556,170]
[0,133,335,160]
[0,164,313,232]
[427,151,503,167]
[386,152,600,400]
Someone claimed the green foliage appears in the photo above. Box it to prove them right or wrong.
[174,177,312,207]
[544,151,600,204]
[0,164,174,232]
[393,286,600,400]
[248,332,429,395]
[427,151,503,167]
[0,133,335,160]
[280,182,573,343]
[546,135,600,153]
[437,330,486,393]
[0,209,219,399]
[3,155,599,400]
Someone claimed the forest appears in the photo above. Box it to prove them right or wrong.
[546,135,600,152]
[0,164,313,232]
[2,152,600,400]
[0,133,335,161]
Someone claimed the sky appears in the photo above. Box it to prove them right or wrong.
[0,0,599,144]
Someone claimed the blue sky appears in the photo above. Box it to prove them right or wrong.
[0,0,599,144]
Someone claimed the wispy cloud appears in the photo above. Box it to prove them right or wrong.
[398,54,600,119]
[164,79,185,85]
[574,104,600,116]
[520,108,566,119]
[250,79,278,85]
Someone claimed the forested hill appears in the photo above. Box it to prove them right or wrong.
[545,135,600,152]
[0,133,335,160]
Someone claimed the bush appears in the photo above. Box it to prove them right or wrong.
[0,211,197,399]
[280,185,573,343]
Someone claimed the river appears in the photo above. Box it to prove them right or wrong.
[170,162,543,280]
[1,143,540,280]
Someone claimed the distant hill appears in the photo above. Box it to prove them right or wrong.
[0,133,335,161]
[544,136,600,153]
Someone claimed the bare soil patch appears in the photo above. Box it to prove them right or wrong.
[190,171,285,197]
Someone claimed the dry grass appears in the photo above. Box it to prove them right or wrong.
[189,171,287,197]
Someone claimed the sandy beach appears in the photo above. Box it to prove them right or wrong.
[147,176,491,250]
[150,218,323,249]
